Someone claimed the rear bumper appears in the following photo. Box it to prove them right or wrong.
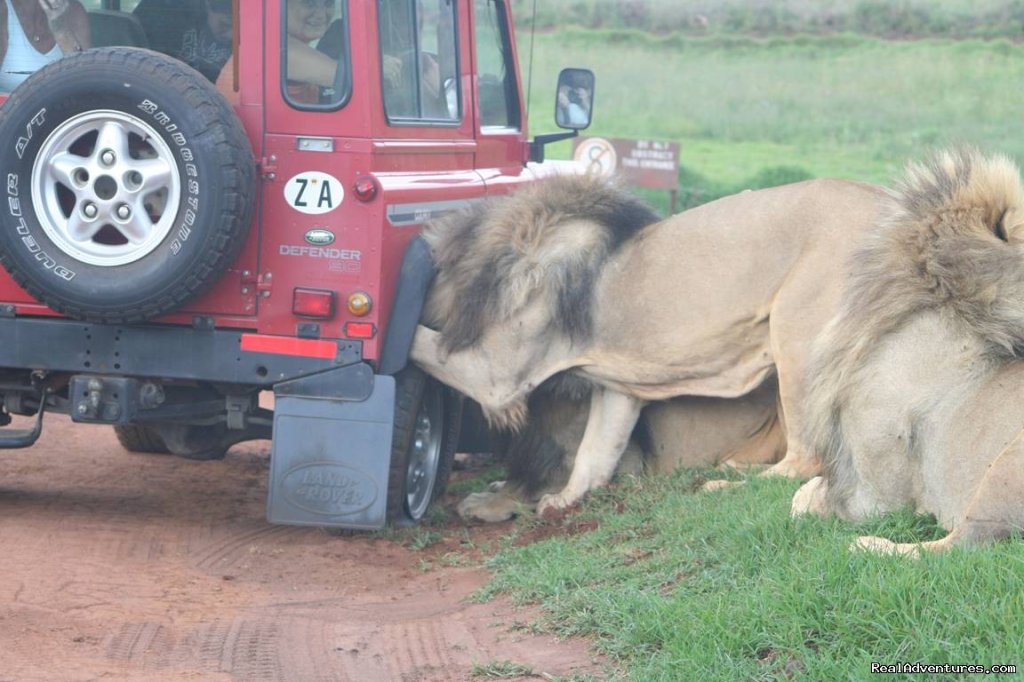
[0,316,362,386]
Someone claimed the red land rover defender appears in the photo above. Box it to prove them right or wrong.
[0,0,592,529]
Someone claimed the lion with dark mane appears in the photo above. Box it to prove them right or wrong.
[412,172,886,516]
[793,149,1024,553]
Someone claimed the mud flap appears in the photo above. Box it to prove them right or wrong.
[267,364,395,530]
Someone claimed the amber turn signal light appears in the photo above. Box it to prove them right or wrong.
[347,291,372,316]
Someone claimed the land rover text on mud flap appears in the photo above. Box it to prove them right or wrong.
[0,0,593,529]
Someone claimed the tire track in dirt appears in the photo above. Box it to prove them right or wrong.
[189,525,295,572]
[0,414,604,680]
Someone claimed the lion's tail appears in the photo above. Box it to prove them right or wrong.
[804,148,1024,510]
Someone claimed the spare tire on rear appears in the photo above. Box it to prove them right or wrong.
[0,47,255,322]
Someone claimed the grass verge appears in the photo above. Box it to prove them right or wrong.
[480,470,1024,680]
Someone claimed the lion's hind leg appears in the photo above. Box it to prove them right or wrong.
[536,387,644,516]
[854,427,1024,556]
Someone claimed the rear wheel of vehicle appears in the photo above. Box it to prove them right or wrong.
[113,423,170,455]
[0,47,255,322]
[387,367,461,525]
[113,423,229,460]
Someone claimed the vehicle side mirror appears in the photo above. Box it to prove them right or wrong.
[555,68,594,130]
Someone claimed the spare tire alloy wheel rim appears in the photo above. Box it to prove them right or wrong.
[32,110,181,267]
[406,386,443,520]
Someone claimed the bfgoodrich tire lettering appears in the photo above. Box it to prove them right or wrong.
[0,47,255,322]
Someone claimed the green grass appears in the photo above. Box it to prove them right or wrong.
[471,660,535,678]
[512,0,1024,41]
[521,31,1024,211]
[479,471,1024,680]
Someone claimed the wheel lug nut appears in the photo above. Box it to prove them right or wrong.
[101,150,115,166]
[116,204,131,220]
[83,203,98,218]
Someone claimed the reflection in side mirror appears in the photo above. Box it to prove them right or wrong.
[555,67,595,130]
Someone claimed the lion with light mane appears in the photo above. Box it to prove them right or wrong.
[792,149,1024,553]
[411,172,889,516]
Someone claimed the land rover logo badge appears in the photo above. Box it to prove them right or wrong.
[305,229,335,246]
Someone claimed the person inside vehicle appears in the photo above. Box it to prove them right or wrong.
[0,0,89,91]
[285,0,343,103]
[133,0,232,83]
[557,74,592,127]
[378,0,452,118]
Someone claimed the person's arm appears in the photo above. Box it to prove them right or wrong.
[287,36,339,88]
[38,0,90,55]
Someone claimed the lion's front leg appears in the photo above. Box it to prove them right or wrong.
[537,387,644,516]
[410,326,493,403]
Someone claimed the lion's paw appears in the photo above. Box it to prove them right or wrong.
[764,457,820,480]
[456,490,523,523]
[790,476,829,518]
[536,492,577,520]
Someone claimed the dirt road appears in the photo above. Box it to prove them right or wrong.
[0,413,601,681]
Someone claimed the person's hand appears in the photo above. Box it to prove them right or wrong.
[557,86,571,109]
[37,0,71,21]
[421,54,440,99]
[383,54,401,90]
[38,0,85,53]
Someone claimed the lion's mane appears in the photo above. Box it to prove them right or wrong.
[421,174,660,353]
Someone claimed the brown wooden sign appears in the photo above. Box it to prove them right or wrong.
[572,137,680,190]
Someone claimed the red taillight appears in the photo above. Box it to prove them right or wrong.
[353,175,379,202]
[345,322,376,339]
[292,288,335,318]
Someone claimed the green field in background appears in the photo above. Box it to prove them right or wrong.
[520,31,1024,211]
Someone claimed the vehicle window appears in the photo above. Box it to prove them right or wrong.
[0,0,94,92]
[473,0,518,129]
[132,0,233,81]
[0,1,236,94]
[378,0,459,124]
[80,1,143,11]
[283,0,351,109]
